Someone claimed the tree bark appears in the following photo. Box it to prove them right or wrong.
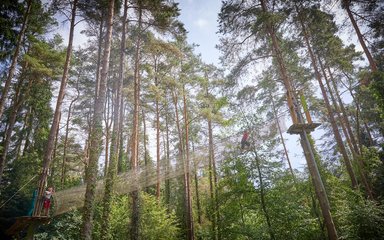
[182,84,194,240]
[95,16,104,99]
[164,94,171,209]
[343,0,377,72]
[192,143,202,227]
[103,90,112,176]
[206,86,219,240]
[269,90,294,178]
[155,59,161,200]
[81,0,114,238]
[130,1,143,239]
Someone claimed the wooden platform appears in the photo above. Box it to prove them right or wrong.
[287,123,321,134]
[6,216,50,236]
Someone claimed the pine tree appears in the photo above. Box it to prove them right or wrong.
[81,0,115,238]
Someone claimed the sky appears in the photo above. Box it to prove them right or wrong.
[177,0,221,65]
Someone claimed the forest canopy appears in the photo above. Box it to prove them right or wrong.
[0,0,383,239]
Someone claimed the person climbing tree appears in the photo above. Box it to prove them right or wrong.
[241,130,251,150]
[42,187,54,216]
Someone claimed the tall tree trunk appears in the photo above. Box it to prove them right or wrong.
[260,1,338,239]
[60,77,80,187]
[117,96,125,173]
[327,66,360,154]
[100,1,127,234]
[103,90,112,176]
[61,99,75,187]
[171,87,188,235]
[298,10,358,189]
[34,0,78,216]
[269,90,294,178]
[95,17,104,99]
[182,84,194,240]
[0,0,32,120]
[164,95,171,209]
[130,1,143,239]
[253,150,275,240]
[320,62,372,198]
[205,84,219,240]
[155,59,161,200]
[343,0,377,72]
[0,68,32,185]
[81,0,114,238]
[192,143,202,228]
[318,58,356,157]
[50,111,61,185]
[142,103,149,192]
[22,106,33,157]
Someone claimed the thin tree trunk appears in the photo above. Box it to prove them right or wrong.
[81,0,114,238]
[95,17,104,99]
[60,79,80,187]
[50,111,61,185]
[260,1,338,239]
[327,66,360,154]
[100,1,127,234]
[182,84,194,240]
[207,118,216,240]
[318,58,356,157]
[0,70,32,184]
[0,0,32,120]
[206,83,219,240]
[142,104,149,193]
[320,62,372,198]
[22,106,33,157]
[164,95,171,209]
[34,0,78,216]
[155,59,161,200]
[253,150,275,240]
[192,143,202,227]
[343,0,377,72]
[117,99,125,173]
[298,10,358,189]
[171,87,188,235]
[130,1,143,239]
[103,90,112,176]
[269,90,294,178]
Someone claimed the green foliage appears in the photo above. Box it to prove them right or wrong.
[267,176,324,240]
[34,210,82,240]
[368,71,384,121]
[358,147,384,198]
[92,193,180,239]
[345,199,384,240]
[140,192,180,240]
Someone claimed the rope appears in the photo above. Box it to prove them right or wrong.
[0,174,37,209]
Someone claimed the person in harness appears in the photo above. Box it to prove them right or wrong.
[241,130,251,150]
[42,187,54,216]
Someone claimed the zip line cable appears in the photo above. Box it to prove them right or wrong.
[0,174,38,209]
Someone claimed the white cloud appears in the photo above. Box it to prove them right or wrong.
[194,18,209,29]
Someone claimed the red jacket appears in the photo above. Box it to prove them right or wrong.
[241,132,249,142]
